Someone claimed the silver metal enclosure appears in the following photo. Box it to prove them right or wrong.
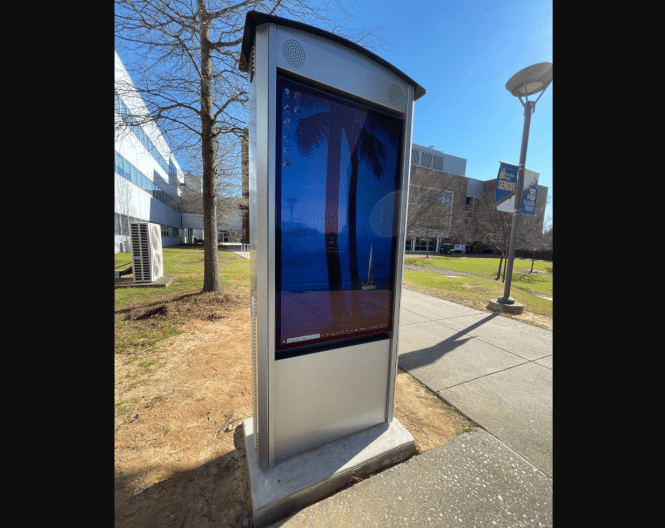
[240,11,425,469]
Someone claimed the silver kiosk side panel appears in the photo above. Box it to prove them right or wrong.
[243,12,424,469]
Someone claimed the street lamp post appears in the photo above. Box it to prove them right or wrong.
[496,62,552,308]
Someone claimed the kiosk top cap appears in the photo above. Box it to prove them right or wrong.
[238,10,426,101]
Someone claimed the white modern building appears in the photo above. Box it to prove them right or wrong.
[115,50,244,252]
[114,50,188,253]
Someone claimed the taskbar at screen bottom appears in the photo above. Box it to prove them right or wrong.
[276,288,393,357]
[275,331,391,361]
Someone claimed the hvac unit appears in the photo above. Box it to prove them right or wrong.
[130,222,163,283]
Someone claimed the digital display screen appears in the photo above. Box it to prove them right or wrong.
[275,73,404,358]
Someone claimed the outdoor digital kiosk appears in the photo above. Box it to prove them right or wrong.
[239,11,425,469]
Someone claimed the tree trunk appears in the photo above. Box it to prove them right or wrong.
[530,249,536,273]
[324,119,350,332]
[496,250,503,280]
[348,149,360,291]
[347,149,362,318]
[199,5,221,293]
[325,122,343,291]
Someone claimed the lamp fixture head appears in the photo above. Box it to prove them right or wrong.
[506,62,553,98]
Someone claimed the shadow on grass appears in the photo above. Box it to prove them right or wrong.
[115,425,252,528]
[114,291,202,318]
[512,273,547,285]
[165,243,241,252]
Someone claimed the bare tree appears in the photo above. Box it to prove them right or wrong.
[447,192,482,251]
[516,215,544,273]
[176,135,245,232]
[541,194,552,254]
[542,225,552,252]
[514,189,551,272]
[115,0,382,292]
[406,184,452,258]
[406,165,471,257]
[473,187,513,280]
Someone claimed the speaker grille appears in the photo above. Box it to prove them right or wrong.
[389,83,403,106]
[283,39,305,67]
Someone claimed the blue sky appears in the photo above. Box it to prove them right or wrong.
[347,0,553,226]
[116,0,552,226]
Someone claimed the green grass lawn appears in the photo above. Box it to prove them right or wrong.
[115,248,550,428]
[403,255,552,319]
[115,249,551,309]
[114,248,551,359]
[404,254,552,278]
[115,245,250,309]
[115,245,251,365]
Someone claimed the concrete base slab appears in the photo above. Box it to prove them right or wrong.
[114,275,176,288]
[242,416,416,528]
[488,298,524,314]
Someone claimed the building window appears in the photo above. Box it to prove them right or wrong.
[115,151,181,212]
[115,90,175,178]
[465,196,479,216]
[432,154,443,172]
[414,237,436,252]
[421,151,432,169]
[169,158,178,186]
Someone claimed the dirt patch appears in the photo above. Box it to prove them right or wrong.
[394,370,475,452]
[506,310,553,330]
[121,287,249,323]
[115,286,475,527]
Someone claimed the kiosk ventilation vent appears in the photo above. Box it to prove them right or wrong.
[389,83,403,106]
[251,295,258,448]
[283,39,305,67]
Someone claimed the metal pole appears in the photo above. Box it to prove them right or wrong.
[498,99,535,304]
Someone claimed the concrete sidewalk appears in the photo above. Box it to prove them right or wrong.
[398,289,553,478]
[221,242,249,258]
[269,288,553,527]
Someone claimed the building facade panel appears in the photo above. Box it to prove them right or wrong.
[405,145,548,255]
[412,143,467,177]
[115,50,187,253]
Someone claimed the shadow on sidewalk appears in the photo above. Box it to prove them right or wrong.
[398,312,498,372]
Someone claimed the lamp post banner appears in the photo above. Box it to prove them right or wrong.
[519,178,538,216]
[496,161,538,216]
[495,161,518,204]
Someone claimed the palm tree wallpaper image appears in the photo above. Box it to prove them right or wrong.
[275,74,404,356]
